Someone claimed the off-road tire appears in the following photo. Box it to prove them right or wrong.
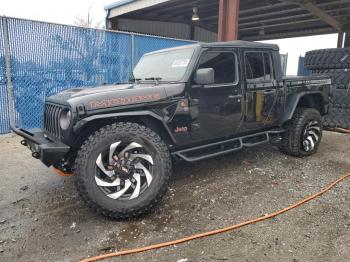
[74,122,172,219]
[305,48,350,70]
[311,69,350,109]
[311,69,350,90]
[329,90,350,109]
[280,108,322,157]
[323,107,350,129]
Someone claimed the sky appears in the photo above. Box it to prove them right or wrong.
[261,34,338,75]
[0,0,112,27]
[0,0,339,75]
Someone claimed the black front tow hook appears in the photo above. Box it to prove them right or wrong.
[32,152,40,159]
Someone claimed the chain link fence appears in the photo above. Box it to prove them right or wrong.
[0,17,292,134]
[0,16,193,134]
[0,18,10,134]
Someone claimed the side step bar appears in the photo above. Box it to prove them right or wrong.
[172,129,285,162]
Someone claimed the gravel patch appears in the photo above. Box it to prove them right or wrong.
[0,131,349,262]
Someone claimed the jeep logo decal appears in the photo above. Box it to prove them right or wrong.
[90,94,162,109]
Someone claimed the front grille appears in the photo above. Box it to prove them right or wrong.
[44,103,64,138]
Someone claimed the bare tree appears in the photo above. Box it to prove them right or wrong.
[74,6,104,29]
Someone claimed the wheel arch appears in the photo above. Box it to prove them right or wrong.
[297,93,325,116]
[71,111,175,152]
[280,92,325,125]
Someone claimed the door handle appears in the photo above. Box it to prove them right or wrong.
[263,89,276,95]
[228,95,242,99]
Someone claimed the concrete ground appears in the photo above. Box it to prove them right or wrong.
[0,132,349,262]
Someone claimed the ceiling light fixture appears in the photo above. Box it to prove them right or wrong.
[192,7,199,21]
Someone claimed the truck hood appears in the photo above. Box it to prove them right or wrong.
[46,82,186,111]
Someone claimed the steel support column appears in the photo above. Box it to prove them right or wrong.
[2,17,15,128]
[190,25,195,41]
[337,32,344,48]
[345,32,350,48]
[218,0,240,41]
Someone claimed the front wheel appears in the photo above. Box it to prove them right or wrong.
[280,108,323,157]
[74,122,172,219]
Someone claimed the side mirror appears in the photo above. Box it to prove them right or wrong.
[195,68,214,85]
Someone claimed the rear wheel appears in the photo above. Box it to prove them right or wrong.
[280,108,322,157]
[74,122,172,219]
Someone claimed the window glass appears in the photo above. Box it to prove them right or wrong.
[197,52,236,84]
[263,53,273,80]
[245,52,273,82]
[133,48,195,82]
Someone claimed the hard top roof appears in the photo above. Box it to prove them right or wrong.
[201,40,279,50]
[146,40,279,55]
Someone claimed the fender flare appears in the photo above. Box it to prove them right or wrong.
[279,91,324,124]
[73,110,176,143]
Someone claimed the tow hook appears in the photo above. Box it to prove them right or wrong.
[32,152,40,159]
[53,159,74,177]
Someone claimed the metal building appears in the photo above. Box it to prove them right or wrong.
[105,0,350,47]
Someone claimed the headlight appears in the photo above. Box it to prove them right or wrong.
[59,109,71,130]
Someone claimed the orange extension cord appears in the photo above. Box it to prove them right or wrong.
[335,128,350,134]
[81,172,350,262]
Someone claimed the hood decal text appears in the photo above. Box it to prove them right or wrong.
[90,93,161,109]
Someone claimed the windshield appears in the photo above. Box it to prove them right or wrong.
[133,48,195,82]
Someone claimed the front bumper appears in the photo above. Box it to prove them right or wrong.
[11,125,70,167]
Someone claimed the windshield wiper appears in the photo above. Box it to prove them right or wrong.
[134,78,142,84]
[129,78,142,84]
[145,77,162,85]
[129,72,142,84]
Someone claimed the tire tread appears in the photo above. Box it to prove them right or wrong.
[280,108,322,157]
[74,122,172,219]
[305,48,350,70]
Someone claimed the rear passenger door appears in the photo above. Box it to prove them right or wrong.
[243,51,279,130]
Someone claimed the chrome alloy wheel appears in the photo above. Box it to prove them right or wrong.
[95,141,154,200]
[302,120,321,152]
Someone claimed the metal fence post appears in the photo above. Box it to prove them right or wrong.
[2,17,15,129]
[131,33,135,68]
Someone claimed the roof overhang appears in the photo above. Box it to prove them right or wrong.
[105,0,350,41]
[106,0,170,18]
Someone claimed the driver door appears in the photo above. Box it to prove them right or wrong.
[187,49,243,144]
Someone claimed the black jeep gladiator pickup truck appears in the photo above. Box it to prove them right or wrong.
[12,41,330,218]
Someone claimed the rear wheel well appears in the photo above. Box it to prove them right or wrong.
[296,94,325,115]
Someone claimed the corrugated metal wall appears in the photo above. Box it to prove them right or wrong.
[108,0,169,18]
[194,26,217,42]
[115,18,217,42]
[117,18,190,39]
